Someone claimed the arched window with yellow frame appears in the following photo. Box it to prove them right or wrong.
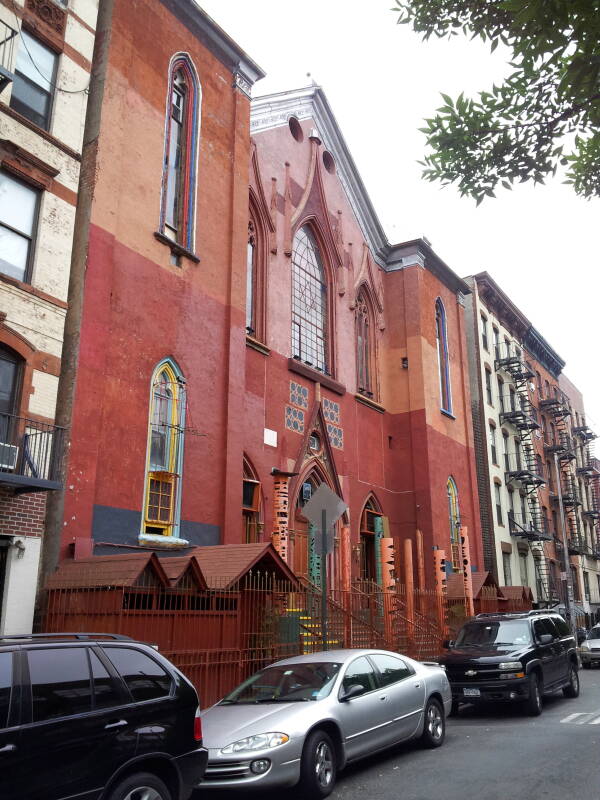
[142,359,186,540]
[447,477,461,570]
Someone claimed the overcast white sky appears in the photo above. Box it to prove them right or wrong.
[200,0,600,426]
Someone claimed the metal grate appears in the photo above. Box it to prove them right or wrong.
[291,227,328,373]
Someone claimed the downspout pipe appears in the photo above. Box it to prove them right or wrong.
[40,0,116,591]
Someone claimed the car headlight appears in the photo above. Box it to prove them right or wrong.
[580,643,590,651]
[499,661,522,670]
[221,732,290,754]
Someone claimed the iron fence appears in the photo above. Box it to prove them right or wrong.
[40,571,530,707]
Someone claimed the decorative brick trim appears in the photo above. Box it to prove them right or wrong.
[0,105,82,162]
[26,0,67,35]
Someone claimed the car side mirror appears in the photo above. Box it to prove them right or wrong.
[539,634,553,645]
[340,684,365,702]
[443,640,455,649]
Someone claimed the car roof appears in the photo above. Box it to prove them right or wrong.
[0,633,137,647]
[273,649,408,666]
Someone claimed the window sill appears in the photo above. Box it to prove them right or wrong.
[288,358,345,396]
[246,335,270,356]
[138,533,189,548]
[355,393,385,413]
[0,271,68,308]
[0,102,81,161]
[441,409,455,420]
[154,231,200,264]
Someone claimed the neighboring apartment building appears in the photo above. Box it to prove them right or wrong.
[0,0,97,633]
[465,273,600,619]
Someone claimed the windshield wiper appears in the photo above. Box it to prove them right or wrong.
[255,697,312,703]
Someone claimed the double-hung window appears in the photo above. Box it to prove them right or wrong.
[0,171,39,282]
[10,30,57,130]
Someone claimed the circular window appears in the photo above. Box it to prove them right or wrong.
[309,432,321,454]
[289,116,304,143]
[322,151,335,174]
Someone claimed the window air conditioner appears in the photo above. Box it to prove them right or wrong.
[0,443,18,471]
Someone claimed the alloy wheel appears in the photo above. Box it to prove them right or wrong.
[315,740,334,788]
[123,789,164,800]
[427,702,444,741]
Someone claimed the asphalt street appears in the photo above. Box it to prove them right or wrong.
[197,669,600,800]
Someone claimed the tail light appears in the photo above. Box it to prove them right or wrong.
[194,706,202,742]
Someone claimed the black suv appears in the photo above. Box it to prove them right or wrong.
[0,633,208,800]
[440,611,579,716]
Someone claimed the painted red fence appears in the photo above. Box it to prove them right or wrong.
[40,572,530,707]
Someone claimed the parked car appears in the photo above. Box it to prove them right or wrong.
[199,649,451,798]
[580,625,600,668]
[439,610,579,717]
[0,633,208,800]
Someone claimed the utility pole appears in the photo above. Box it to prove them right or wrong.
[40,0,116,591]
[554,452,577,638]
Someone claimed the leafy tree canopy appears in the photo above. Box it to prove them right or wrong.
[393,0,600,202]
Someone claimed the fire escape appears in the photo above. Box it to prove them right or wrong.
[495,343,557,605]
[575,425,600,560]
[541,391,583,559]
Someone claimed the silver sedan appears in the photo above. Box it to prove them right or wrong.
[199,649,451,797]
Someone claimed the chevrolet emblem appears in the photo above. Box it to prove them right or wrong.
[465,669,477,677]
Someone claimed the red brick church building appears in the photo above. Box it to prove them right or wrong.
[61,0,483,592]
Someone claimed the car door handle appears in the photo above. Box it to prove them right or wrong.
[379,695,387,701]
[104,719,128,730]
[0,744,16,753]
[414,683,421,688]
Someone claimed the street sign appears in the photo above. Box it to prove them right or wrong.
[302,484,347,556]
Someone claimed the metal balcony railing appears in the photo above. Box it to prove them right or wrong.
[0,412,65,493]
[508,511,552,541]
[0,20,17,92]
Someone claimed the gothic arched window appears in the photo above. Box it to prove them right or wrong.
[435,298,452,414]
[356,289,375,398]
[142,360,186,540]
[291,227,328,373]
[159,54,201,255]
[447,477,461,570]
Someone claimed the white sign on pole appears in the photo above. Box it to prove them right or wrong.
[301,484,348,557]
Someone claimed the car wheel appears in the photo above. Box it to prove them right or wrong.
[526,673,543,716]
[563,662,580,698]
[421,697,445,748]
[106,772,172,800]
[298,729,337,799]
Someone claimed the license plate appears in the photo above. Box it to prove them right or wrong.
[463,688,481,697]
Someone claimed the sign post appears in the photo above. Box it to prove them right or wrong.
[301,484,348,650]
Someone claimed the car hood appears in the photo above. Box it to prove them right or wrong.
[441,646,527,664]
[201,702,314,748]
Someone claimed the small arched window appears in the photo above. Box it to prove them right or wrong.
[0,344,23,445]
[142,360,186,540]
[447,477,461,570]
[242,457,262,543]
[356,289,374,398]
[291,227,328,374]
[160,54,201,255]
[359,496,383,583]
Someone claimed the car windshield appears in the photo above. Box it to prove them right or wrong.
[455,620,532,648]
[220,662,342,704]
[587,627,600,641]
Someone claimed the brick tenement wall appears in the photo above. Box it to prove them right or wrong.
[0,488,46,537]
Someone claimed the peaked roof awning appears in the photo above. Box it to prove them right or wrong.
[158,555,208,590]
[446,571,498,600]
[187,543,299,589]
[45,553,170,589]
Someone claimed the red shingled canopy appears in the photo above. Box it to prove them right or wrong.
[45,553,169,589]
[187,543,299,589]
[158,555,208,590]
